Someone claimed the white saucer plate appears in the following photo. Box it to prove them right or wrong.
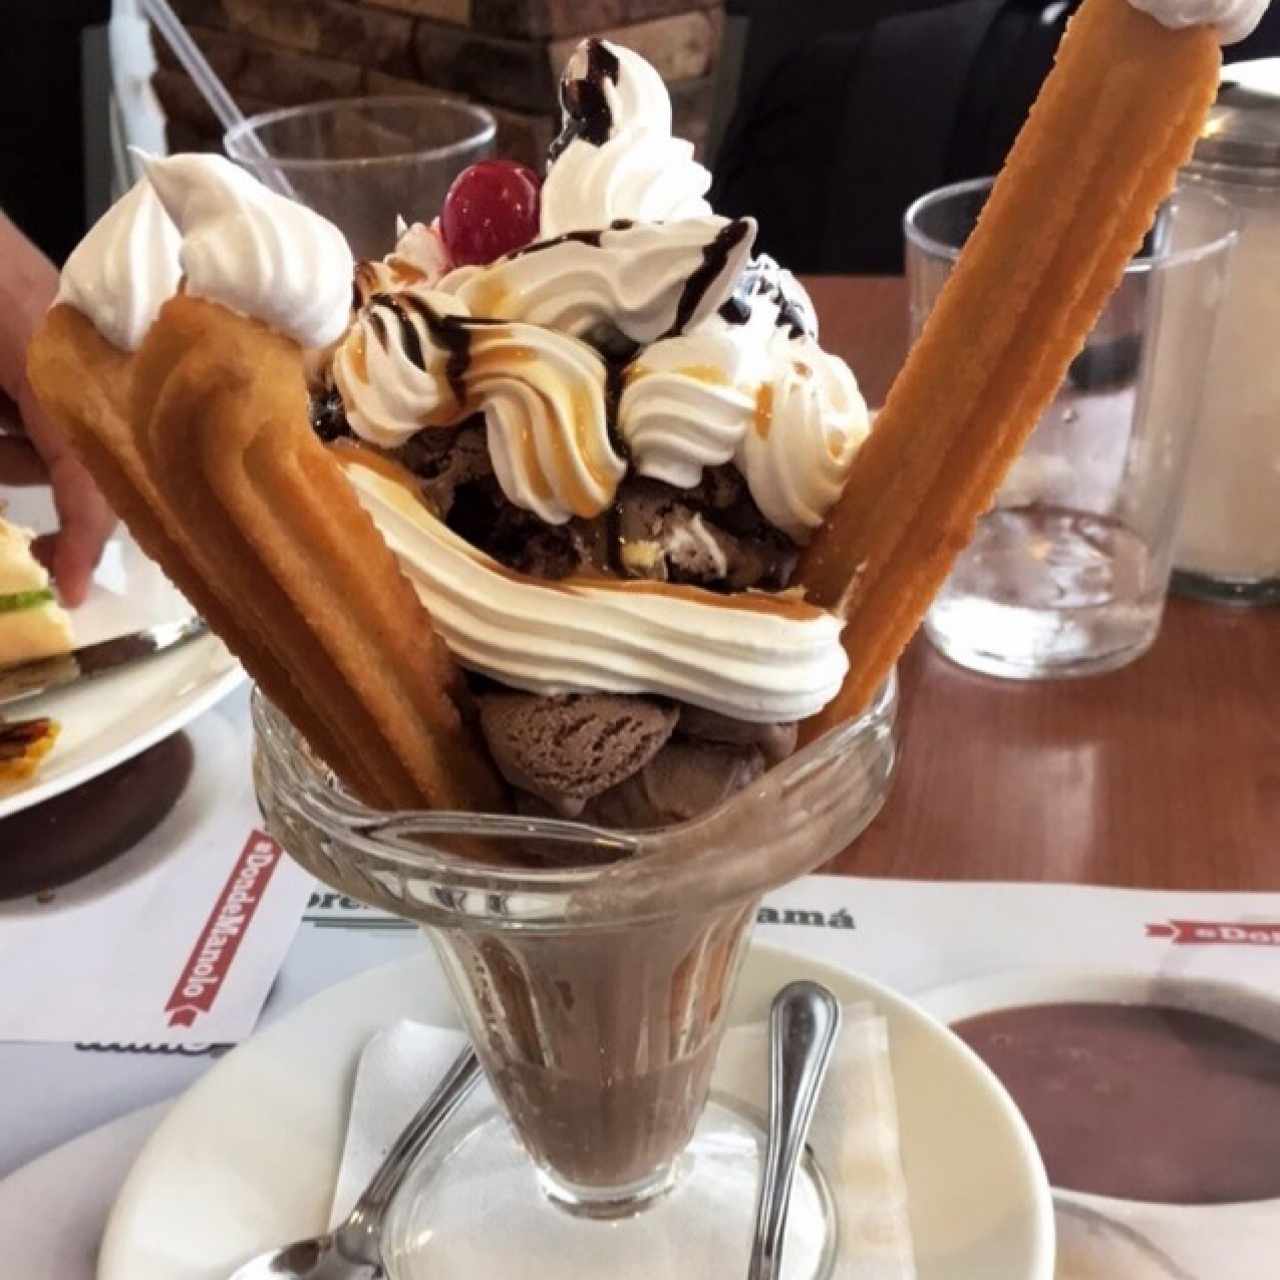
[0,1104,168,1280]
[100,943,1054,1279]
[0,493,242,819]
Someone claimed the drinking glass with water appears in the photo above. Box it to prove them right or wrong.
[904,178,1237,679]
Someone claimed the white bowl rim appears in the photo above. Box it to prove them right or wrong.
[916,965,1280,1213]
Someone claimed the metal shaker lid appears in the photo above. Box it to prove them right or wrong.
[1192,58,1280,175]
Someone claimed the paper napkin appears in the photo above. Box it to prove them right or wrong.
[333,1008,917,1279]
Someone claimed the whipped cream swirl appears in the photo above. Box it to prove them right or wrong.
[333,287,469,439]
[343,460,849,722]
[620,268,868,542]
[1127,0,1267,42]
[55,177,181,351]
[617,331,757,489]
[334,288,624,523]
[143,153,354,349]
[439,215,756,344]
[736,330,868,542]
[541,39,712,237]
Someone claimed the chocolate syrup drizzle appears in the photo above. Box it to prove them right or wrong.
[369,291,485,406]
[510,219,636,260]
[366,291,616,421]
[513,228,604,257]
[665,219,752,338]
[548,38,620,164]
[715,258,813,339]
[380,295,426,373]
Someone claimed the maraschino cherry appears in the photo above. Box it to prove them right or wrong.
[440,160,542,266]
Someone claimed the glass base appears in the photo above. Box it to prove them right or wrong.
[1170,568,1280,608]
[924,505,1163,680]
[381,1099,838,1279]
[924,614,1158,680]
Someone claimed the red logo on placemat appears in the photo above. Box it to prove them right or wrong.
[1147,920,1280,946]
[164,831,284,1027]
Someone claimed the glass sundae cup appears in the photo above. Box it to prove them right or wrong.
[252,673,897,1278]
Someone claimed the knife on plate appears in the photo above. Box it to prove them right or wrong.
[0,617,210,709]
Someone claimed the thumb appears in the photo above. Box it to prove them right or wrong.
[44,450,116,606]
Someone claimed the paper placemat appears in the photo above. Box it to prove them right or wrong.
[0,689,314,1045]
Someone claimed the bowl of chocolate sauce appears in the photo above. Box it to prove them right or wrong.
[919,969,1280,1279]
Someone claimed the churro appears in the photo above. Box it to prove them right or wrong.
[0,718,59,785]
[29,296,505,812]
[27,303,381,805]
[141,296,504,812]
[797,0,1221,739]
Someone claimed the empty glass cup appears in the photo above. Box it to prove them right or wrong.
[252,676,897,1279]
[905,178,1237,679]
[224,95,495,259]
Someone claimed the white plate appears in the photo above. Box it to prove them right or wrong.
[0,489,242,819]
[100,943,1054,1280]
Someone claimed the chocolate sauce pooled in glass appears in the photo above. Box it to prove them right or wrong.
[955,1001,1280,1204]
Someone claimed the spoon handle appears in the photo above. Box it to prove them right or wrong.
[747,982,842,1280]
[336,1046,482,1265]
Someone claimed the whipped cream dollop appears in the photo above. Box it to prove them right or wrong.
[438,215,756,344]
[355,220,452,304]
[1127,0,1268,42]
[55,177,181,351]
[333,288,624,523]
[343,460,849,722]
[620,264,868,541]
[540,39,712,237]
[143,153,354,348]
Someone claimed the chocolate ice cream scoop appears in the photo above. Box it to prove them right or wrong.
[580,739,767,828]
[498,696,799,832]
[398,421,492,518]
[616,477,797,590]
[677,706,798,765]
[478,690,678,816]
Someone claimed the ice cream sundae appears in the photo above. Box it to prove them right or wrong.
[29,37,878,829]
[297,40,868,825]
[27,2,1225,833]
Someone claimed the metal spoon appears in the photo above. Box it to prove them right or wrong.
[229,1047,481,1279]
[747,981,842,1280]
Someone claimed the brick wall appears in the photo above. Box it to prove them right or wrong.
[158,0,723,167]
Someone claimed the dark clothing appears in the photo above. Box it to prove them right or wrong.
[712,0,1078,274]
[713,0,1280,275]
[1,2,109,264]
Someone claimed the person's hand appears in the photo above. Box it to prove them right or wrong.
[0,213,115,606]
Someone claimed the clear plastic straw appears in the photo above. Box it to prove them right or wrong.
[138,0,297,199]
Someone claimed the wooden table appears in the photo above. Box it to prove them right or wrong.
[805,276,1280,891]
